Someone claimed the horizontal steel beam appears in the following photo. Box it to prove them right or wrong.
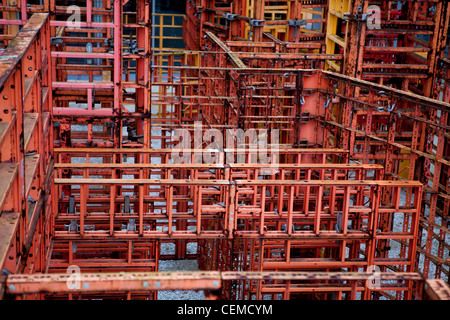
[4,271,426,295]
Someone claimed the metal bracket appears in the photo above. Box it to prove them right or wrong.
[104,38,113,48]
[249,19,265,27]
[223,13,238,21]
[86,43,93,65]
[287,19,307,27]
[64,219,79,232]
[124,40,139,55]
[50,37,64,45]
[387,103,396,112]
[122,219,136,233]
[301,112,310,123]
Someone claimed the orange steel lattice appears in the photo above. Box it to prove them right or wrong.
[0,0,449,301]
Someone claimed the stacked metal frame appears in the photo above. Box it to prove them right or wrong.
[184,0,329,53]
[0,0,449,301]
[320,70,450,292]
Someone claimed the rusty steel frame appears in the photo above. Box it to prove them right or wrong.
[183,0,450,96]
[49,144,426,299]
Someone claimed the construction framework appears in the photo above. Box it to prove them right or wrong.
[0,0,449,301]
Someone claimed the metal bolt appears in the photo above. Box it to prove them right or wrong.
[212,280,220,287]
[155,281,161,288]
[83,282,89,289]
[8,285,15,292]
[143,281,150,288]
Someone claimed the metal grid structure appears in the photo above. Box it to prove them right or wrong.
[0,0,449,301]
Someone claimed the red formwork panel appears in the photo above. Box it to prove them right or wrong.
[0,13,53,298]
